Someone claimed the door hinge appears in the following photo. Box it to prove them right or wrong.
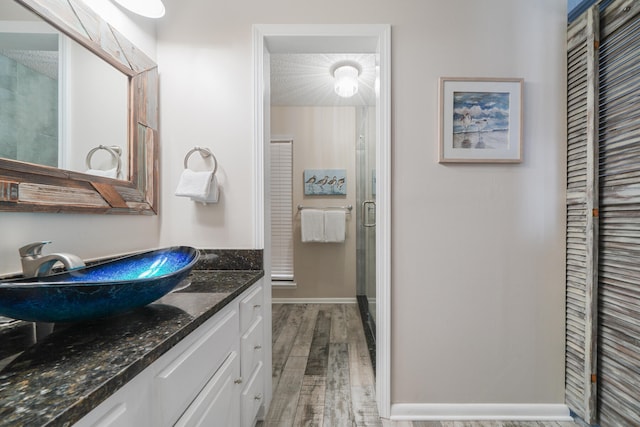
[591,374,597,383]
[593,208,599,218]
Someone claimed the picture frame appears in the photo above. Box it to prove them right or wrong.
[304,169,347,195]
[439,77,523,163]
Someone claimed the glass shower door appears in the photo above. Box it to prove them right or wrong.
[356,107,376,366]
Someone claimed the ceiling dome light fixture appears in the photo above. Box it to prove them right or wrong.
[332,62,361,98]
[112,0,166,18]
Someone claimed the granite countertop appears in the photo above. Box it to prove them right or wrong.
[0,249,264,427]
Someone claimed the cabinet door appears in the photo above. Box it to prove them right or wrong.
[239,284,263,332]
[154,307,239,425]
[241,316,264,378]
[241,361,264,427]
[72,369,151,427]
[175,351,241,427]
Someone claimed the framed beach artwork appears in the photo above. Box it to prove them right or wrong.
[439,77,523,163]
[304,169,346,195]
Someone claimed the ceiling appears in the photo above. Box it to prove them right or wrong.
[270,53,377,106]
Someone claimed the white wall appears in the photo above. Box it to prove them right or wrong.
[157,0,567,407]
[390,2,567,405]
[0,0,159,275]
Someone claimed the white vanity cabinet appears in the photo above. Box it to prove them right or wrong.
[238,284,265,427]
[73,279,266,427]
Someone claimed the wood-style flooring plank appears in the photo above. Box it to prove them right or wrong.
[323,342,355,426]
[292,375,326,427]
[346,305,379,425]
[305,309,332,376]
[290,304,321,357]
[271,303,290,344]
[345,304,368,348]
[381,420,414,427]
[272,304,308,391]
[346,304,375,388]
[266,355,308,425]
[330,304,349,343]
[351,385,381,426]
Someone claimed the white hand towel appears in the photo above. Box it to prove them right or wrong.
[175,169,213,198]
[190,175,220,205]
[301,209,324,242]
[86,168,118,179]
[324,210,346,243]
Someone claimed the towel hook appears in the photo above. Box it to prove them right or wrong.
[85,145,122,178]
[183,146,218,176]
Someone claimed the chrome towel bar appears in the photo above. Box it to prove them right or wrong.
[297,204,352,212]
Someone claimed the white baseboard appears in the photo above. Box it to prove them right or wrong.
[390,403,572,421]
[271,297,357,304]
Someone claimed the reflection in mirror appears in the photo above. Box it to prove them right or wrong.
[0,22,59,168]
[0,1,128,179]
[65,34,128,179]
[0,0,158,215]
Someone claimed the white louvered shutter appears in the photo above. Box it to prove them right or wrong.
[270,140,294,281]
[565,5,599,424]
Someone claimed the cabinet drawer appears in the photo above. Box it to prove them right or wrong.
[154,308,238,426]
[73,365,150,427]
[241,316,264,378]
[241,361,264,427]
[239,284,263,332]
[175,351,240,427]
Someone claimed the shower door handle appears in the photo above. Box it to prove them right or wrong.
[362,200,376,227]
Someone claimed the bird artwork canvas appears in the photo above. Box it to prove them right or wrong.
[439,77,523,163]
[304,169,347,195]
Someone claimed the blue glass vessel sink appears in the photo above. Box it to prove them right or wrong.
[0,246,199,323]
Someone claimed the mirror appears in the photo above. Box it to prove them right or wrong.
[0,8,129,179]
[0,0,158,214]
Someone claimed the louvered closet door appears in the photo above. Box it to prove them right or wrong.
[597,2,640,425]
[565,6,599,425]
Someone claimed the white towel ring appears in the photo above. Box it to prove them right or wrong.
[183,146,218,175]
[85,145,122,177]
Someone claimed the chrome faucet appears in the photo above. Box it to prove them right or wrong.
[19,241,85,278]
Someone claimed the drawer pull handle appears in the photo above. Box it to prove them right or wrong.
[254,393,263,401]
[254,345,262,350]
[253,304,261,309]
[234,378,243,384]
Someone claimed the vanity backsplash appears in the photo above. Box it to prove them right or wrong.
[194,249,263,270]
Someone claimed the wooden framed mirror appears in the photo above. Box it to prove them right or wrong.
[0,0,158,214]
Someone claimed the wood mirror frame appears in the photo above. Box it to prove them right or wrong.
[0,0,158,214]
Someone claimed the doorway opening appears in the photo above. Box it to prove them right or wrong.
[253,24,391,417]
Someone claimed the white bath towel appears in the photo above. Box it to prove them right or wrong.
[175,169,214,198]
[190,175,220,205]
[323,210,346,242]
[301,209,324,242]
[86,168,118,179]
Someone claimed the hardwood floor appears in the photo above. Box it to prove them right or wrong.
[259,303,580,427]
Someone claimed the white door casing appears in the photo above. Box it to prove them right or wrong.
[252,24,392,418]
